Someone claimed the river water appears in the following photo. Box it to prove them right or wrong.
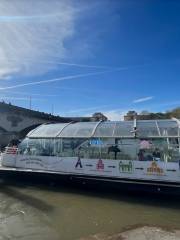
[0,178,180,240]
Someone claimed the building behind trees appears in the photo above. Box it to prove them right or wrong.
[124,108,180,121]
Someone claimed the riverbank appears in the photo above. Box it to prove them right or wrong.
[80,226,180,240]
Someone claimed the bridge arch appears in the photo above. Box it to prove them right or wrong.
[18,124,41,139]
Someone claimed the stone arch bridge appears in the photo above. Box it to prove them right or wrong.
[0,102,71,148]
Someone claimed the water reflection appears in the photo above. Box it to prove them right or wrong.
[0,178,180,240]
[0,183,54,212]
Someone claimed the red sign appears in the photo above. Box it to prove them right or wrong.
[97,159,104,170]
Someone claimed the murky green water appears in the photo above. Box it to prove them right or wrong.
[0,179,180,240]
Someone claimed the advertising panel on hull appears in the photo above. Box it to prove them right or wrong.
[3,154,180,183]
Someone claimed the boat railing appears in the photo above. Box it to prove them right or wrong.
[5,146,18,155]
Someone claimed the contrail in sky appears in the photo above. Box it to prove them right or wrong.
[50,61,151,70]
[40,61,128,70]
[0,70,119,90]
[67,104,111,114]
[0,57,128,70]
[133,96,154,103]
[0,96,46,101]
[0,14,57,22]
[1,90,58,97]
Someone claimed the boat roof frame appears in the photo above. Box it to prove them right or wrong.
[27,119,180,139]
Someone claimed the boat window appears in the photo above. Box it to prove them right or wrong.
[137,138,180,162]
[81,138,139,160]
[60,138,88,157]
[18,138,29,154]
[94,122,116,137]
[18,136,180,162]
[59,122,96,138]
[164,138,180,162]
[18,138,57,156]
[157,121,179,136]
[70,138,101,159]
[27,123,69,138]
[116,139,139,160]
[137,139,154,161]
[94,121,134,137]
[137,121,159,137]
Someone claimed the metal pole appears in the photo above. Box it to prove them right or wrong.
[51,104,54,115]
[29,96,32,110]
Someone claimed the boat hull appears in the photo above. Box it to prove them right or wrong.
[0,167,180,195]
[2,153,180,195]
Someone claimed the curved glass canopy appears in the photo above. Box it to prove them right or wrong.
[27,119,180,139]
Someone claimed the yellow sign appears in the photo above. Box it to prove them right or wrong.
[147,161,164,175]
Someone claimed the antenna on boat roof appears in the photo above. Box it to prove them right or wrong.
[130,118,138,138]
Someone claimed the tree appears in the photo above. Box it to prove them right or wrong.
[92,112,108,121]
[140,110,150,116]
[168,108,180,119]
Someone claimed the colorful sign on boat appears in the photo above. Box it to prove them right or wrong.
[147,161,164,175]
[97,159,104,170]
[119,161,133,173]
[75,157,83,169]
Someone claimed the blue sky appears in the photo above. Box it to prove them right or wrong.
[0,0,180,120]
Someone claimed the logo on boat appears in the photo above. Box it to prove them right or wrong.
[147,161,164,175]
[20,158,44,167]
[97,159,104,170]
[119,161,133,173]
[75,157,83,169]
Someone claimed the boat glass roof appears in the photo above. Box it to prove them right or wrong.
[27,119,180,138]
[57,122,97,138]
[27,123,69,138]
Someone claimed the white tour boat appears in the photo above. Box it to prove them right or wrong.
[1,119,180,193]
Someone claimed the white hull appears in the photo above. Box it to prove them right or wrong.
[2,153,180,184]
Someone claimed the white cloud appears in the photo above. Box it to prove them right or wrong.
[133,96,154,103]
[80,109,127,121]
[62,104,112,116]
[0,67,20,79]
[0,0,76,79]
[103,110,127,121]
[64,106,128,121]
[0,0,122,80]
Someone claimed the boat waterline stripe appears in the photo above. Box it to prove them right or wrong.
[1,167,180,188]
[72,175,180,188]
